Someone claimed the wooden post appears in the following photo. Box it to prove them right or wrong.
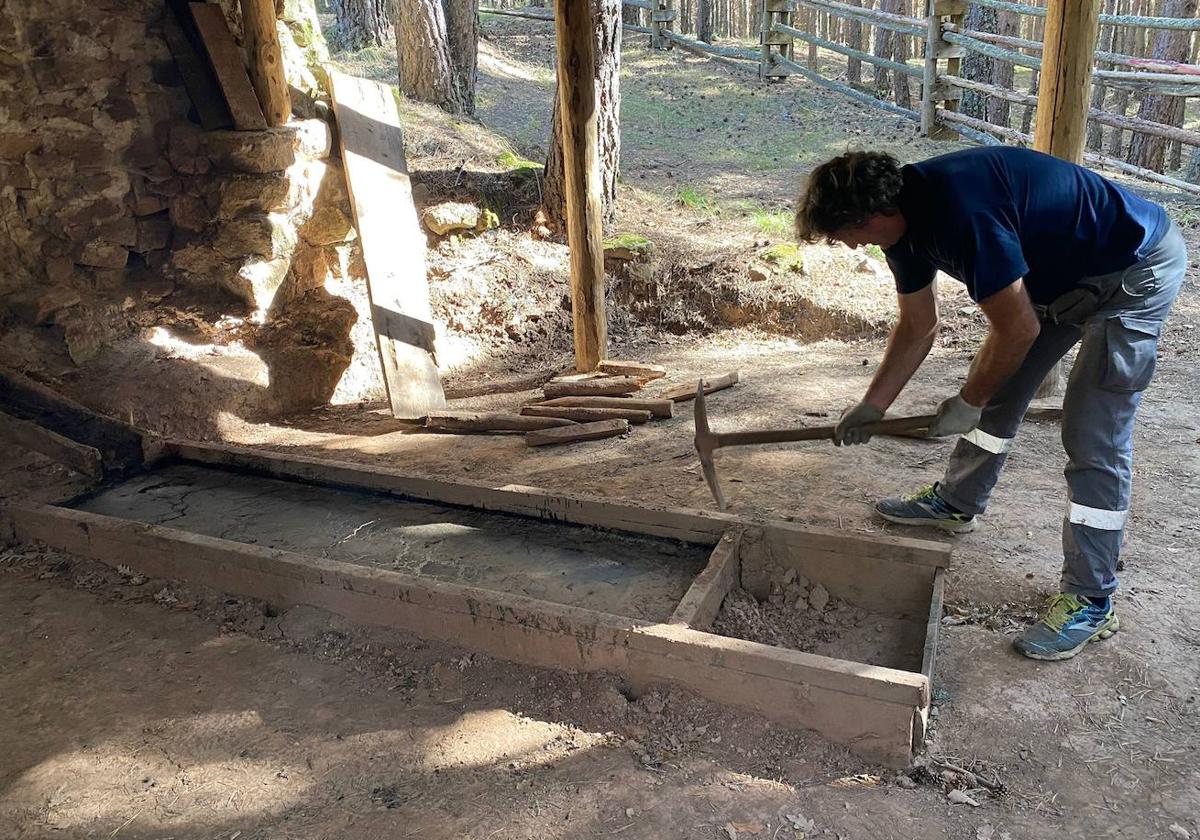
[239,0,291,127]
[1034,0,1102,162]
[920,0,965,137]
[553,0,608,371]
[1034,0,1101,398]
[759,0,794,81]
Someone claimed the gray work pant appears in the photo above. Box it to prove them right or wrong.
[938,222,1187,598]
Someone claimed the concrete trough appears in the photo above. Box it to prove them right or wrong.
[4,440,948,767]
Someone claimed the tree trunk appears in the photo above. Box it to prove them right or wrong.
[872,0,899,91]
[396,0,476,115]
[892,0,911,106]
[987,10,1019,126]
[961,4,996,119]
[544,0,620,228]
[1105,0,1132,154]
[1128,0,1196,171]
[622,2,640,25]
[697,0,714,41]
[847,0,863,84]
[1020,11,1043,136]
[1087,0,1120,150]
[331,0,392,49]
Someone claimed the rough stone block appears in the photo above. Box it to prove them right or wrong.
[169,193,210,233]
[46,256,75,284]
[0,133,41,161]
[218,173,293,218]
[167,124,210,175]
[134,215,173,252]
[213,213,295,260]
[220,256,290,312]
[77,239,129,269]
[0,163,31,189]
[170,243,233,277]
[300,205,354,246]
[97,217,139,248]
[205,128,296,174]
[421,202,482,235]
[63,316,108,365]
[292,118,332,160]
[11,286,82,325]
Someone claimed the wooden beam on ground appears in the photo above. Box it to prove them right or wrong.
[661,371,740,402]
[163,2,232,130]
[0,410,102,479]
[238,0,290,126]
[0,367,153,472]
[423,412,576,434]
[526,418,630,446]
[552,0,607,371]
[189,3,267,130]
[670,528,742,630]
[597,359,667,382]
[535,395,676,419]
[521,405,653,424]
[329,71,446,419]
[543,376,641,399]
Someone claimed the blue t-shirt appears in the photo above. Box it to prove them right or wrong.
[883,147,1170,305]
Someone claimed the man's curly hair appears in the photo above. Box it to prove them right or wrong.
[794,151,904,243]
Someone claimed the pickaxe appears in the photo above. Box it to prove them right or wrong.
[693,383,937,509]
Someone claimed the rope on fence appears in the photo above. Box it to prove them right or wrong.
[970,0,1200,31]
[772,22,924,77]
[940,73,1200,146]
[790,0,926,37]
[770,53,921,121]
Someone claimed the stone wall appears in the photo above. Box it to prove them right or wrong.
[0,0,383,424]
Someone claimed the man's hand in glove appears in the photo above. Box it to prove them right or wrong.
[833,400,886,446]
[928,393,983,438]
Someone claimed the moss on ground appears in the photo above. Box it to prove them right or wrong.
[761,242,804,273]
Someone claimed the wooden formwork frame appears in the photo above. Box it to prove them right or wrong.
[3,440,949,767]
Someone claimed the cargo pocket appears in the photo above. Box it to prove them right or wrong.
[1101,315,1161,392]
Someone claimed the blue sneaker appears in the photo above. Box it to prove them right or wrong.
[875,484,977,534]
[1013,593,1119,661]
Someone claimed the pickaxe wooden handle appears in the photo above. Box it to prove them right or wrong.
[693,382,937,509]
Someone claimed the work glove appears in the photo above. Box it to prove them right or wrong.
[927,393,984,438]
[833,400,885,446]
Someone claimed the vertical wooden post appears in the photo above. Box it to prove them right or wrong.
[239,0,291,127]
[1034,0,1101,398]
[553,0,608,371]
[920,0,964,137]
[1034,0,1102,162]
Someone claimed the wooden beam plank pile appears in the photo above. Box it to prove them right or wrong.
[419,362,741,448]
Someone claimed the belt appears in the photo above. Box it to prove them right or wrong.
[1033,270,1127,326]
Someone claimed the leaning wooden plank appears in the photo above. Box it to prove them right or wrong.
[422,412,576,434]
[0,410,102,480]
[670,528,742,630]
[443,368,558,399]
[542,376,641,399]
[536,395,675,419]
[329,71,446,419]
[526,418,630,447]
[520,405,652,425]
[597,359,667,382]
[0,367,153,471]
[163,1,232,130]
[189,2,268,130]
[8,502,923,766]
[661,370,740,402]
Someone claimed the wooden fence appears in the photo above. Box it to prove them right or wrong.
[482,0,1200,195]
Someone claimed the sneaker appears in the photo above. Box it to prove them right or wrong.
[1013,593,1119,661]
[875,484,977,534]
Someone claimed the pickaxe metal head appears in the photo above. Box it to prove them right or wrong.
[693,382,727,510]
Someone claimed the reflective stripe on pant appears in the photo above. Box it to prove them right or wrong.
[939,222,1186,597]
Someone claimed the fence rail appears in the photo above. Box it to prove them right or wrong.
[483,0,1200,195]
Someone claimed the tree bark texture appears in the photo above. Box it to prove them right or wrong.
[987,11,1019,126]
[892,0,911,108]
[396,0,476,115]
[961,4,996,119]
[1087,0,1120,150]
[544,0,620,228]
[872,0,898,90]
[1128,0,1196,171]
[847,0,863,84]
[331,0,393,49]
[697,0,714,42]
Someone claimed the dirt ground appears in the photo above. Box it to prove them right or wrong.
[4,15,1200,840]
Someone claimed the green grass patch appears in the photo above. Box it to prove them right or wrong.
[865,244,885,261]
[496,150,543,175]
[603,233,655,257]
[751,209,792,238]
[676,185,713,212]
[761,242,805,273]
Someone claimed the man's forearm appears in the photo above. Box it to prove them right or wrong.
[961,326,1039,406]
[863,320,938,410]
